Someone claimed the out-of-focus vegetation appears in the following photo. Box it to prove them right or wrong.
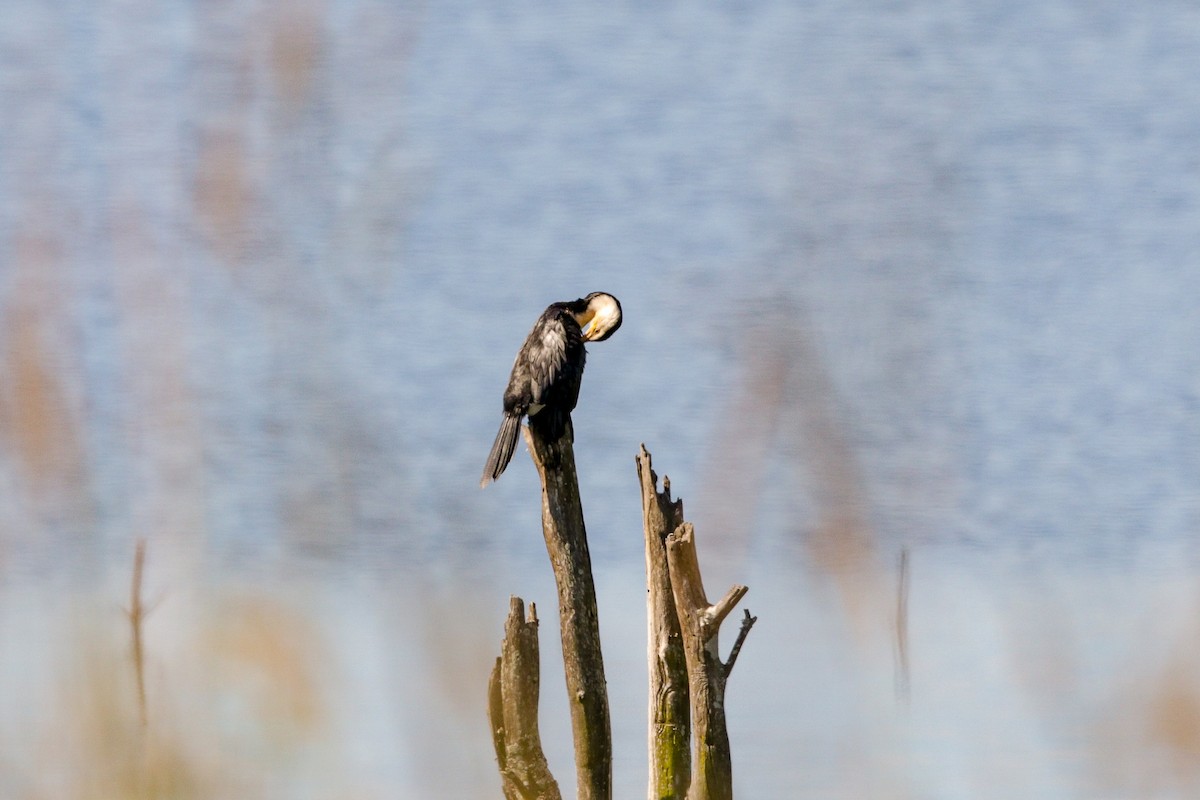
[3,1,1200,798]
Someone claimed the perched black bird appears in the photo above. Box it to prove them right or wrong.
[480,292,623,487]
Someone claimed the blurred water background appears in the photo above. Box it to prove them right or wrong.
[3,1,1200,797]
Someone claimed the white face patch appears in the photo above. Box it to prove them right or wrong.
[582,294,621,341]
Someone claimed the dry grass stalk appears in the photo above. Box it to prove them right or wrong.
[127,538,150,728]
[894,547,911,701]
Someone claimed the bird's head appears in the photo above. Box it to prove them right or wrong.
[574,292,623,342]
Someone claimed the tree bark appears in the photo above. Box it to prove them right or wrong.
[524,425,612,800]
[666,523,755,800]
[489,596,562,800]
[636,445,691,800]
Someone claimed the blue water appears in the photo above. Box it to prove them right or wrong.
[3,1,1200,796]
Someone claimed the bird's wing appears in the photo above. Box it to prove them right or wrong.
[503,309,577,412]
[526,315,569,405]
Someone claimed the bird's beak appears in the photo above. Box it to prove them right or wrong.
[577,310,597,340]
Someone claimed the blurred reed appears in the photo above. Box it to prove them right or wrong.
[0,2,1198,797]
[698,302,890,637]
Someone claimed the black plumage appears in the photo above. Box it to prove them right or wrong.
[481,292,622,487]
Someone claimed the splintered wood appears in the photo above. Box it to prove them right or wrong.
[639,445,755,800]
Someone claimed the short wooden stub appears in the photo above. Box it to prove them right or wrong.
[488,596,562,800]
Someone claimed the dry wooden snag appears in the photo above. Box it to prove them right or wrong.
[636,445,692,800]
[666,522,755,800]
[639,444,756,800]
[489,596,562,800]
[488,438,753,800]
[523,425,612,800]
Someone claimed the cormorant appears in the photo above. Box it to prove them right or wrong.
[480,291,623,487]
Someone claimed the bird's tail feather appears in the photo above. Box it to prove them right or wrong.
[480,415,522,487]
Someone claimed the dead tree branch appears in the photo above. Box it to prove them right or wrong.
[489,596,562,800]
[636,445,691,800]
[524,425,612,800]
[666,522,753,800]
[723,610,757,679]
